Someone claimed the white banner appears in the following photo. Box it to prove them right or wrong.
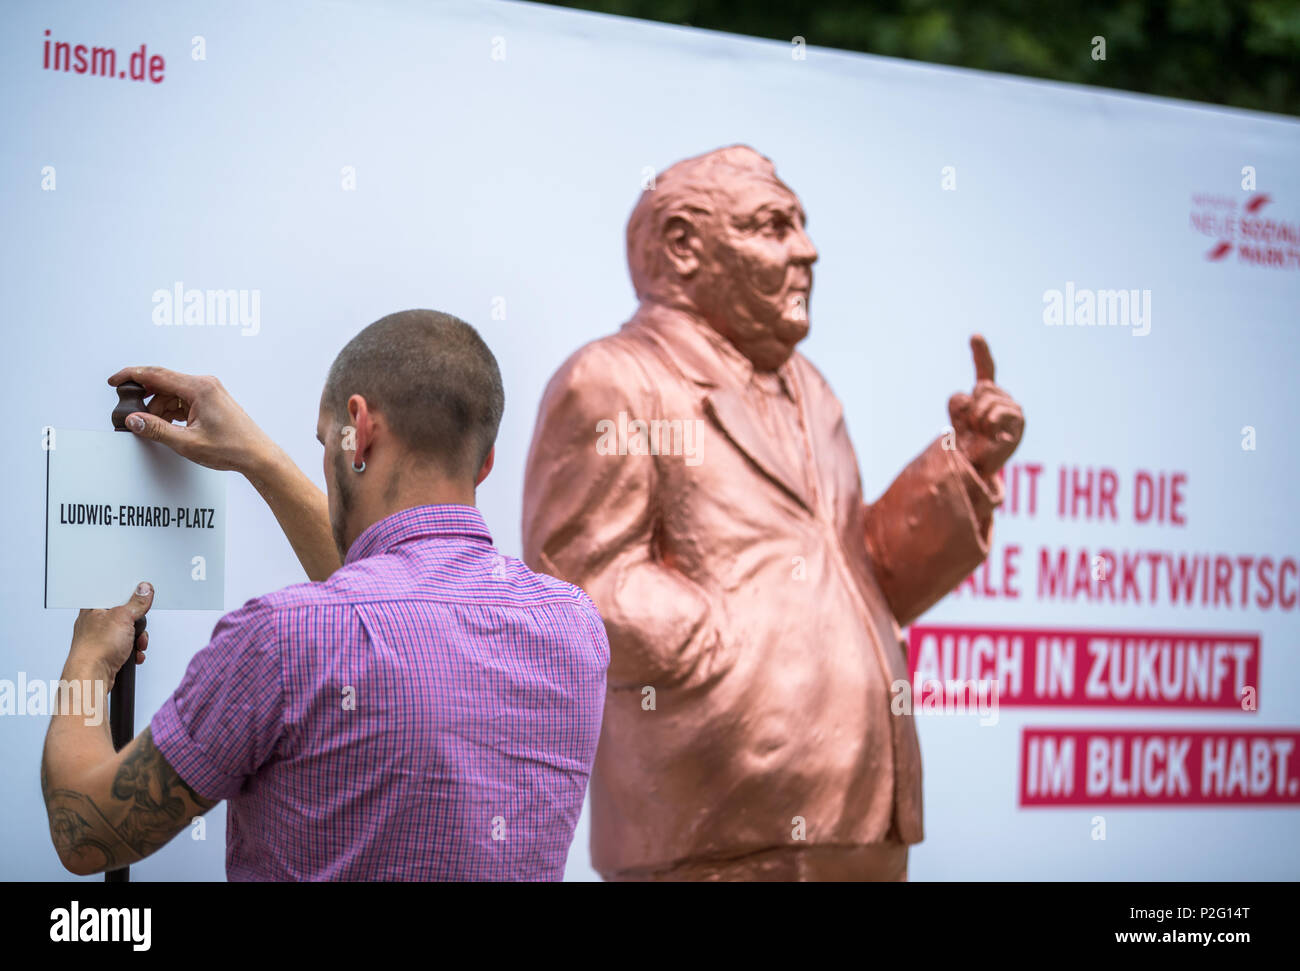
[2,0,1297,880]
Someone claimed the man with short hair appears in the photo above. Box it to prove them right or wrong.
[41,309,609,881]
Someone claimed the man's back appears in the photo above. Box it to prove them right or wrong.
[151,504,609,880]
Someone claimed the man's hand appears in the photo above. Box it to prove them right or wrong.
[45,581,216,877]
[107,366,276,476]
[108,365,342,581]
[68,583,153,693]
[948,335,1024,478]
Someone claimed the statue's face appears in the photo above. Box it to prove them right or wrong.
[696,176,818,371]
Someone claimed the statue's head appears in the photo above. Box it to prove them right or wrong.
[626,145,818,371]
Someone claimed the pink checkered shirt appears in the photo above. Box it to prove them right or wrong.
[151,504,609,880]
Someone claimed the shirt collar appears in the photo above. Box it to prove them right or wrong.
[630,302,798,402]
[344,504,493,565]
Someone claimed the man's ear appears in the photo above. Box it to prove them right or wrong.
[347,394,374,466]
[663,213,702,278]
[474,446,495,487]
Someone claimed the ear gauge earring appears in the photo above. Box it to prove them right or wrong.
[352,461,366,473]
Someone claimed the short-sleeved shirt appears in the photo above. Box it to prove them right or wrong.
[151,504,609,880]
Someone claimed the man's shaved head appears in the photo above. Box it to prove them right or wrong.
[323,309,504,478]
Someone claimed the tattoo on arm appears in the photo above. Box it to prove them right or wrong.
[110,726,218,856]
[43,726,217,873]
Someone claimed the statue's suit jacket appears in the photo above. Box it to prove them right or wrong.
[523,302,1002,878]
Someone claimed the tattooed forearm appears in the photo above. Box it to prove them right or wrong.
[42,726,216,874]
[108,727,216,856]
[45,789,122,873]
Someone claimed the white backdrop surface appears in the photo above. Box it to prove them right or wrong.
[2,0,1297,880]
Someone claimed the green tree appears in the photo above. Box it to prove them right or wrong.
[544,0,1300,116]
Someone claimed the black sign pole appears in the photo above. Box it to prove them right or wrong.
[107,381,148,883]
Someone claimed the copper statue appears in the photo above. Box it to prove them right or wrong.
[522,145,1024,880]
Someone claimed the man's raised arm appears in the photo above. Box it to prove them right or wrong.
[107,366,340,581]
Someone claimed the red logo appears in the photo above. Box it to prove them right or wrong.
[1189,192,1300,270]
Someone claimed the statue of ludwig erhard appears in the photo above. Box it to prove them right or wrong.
[522,145,1025,881]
